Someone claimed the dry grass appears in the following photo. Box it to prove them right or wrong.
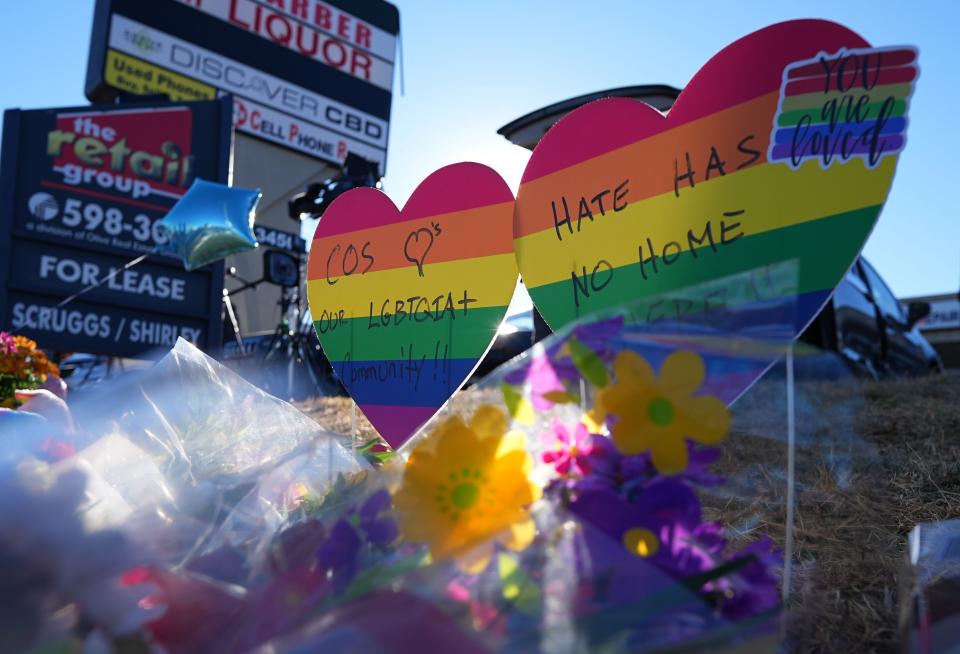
[296,395,379,441]
[712,370,960,653]
[294,385,497,445]
[297,371,960,653]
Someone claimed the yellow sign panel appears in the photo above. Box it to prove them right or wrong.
[104,49,215,102]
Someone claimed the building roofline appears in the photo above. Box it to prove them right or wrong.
[902,293,960,303]
[497,84,681,147]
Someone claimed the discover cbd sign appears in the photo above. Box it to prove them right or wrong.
[86,0,399,170]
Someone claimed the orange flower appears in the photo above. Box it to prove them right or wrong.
[0,333,59,403]
[13,335,38,350]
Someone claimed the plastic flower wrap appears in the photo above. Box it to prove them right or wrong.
[0,339,378,652]
[503,345,778,651]
[0,290,809,653]
[0,462,159,652]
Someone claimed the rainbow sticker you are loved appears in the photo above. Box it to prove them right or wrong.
[769,46,917,169]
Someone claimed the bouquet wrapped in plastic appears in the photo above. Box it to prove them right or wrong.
[1,299,806,653]
[0,332,61,408]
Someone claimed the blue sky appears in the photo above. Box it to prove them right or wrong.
[1,0,957,300]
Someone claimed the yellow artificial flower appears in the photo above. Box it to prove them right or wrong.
[581,405,607,433]
[599,350,730,475]
[393,405,541,574]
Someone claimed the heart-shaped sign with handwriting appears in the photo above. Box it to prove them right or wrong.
[515,20,916,342]
[307,163,518,448]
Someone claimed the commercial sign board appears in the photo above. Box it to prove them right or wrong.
[923,297,960,331]
[85,0,399,170]
[0,98,233,357]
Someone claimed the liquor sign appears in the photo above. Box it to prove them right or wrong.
[85,0,399,170]
[0,98,233,357]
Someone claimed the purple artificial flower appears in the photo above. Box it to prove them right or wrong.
[569,475,781,621]
[682,447,725,487]
[572,315,624,347]
[568,480,714,580]
[515,353,567,410]
[718,535,783,620]
[549,316,624,382]
[315,489,397,590]
[620,445,726,497]
[358,488,399,546]
[268,518,327,575]
[503,316,623,410]
[549,437,619,498]
[575,434,620,479]
[574,518,693,610]
[572,437,724,495]
[318,518,362,569]
[568,473,617,496]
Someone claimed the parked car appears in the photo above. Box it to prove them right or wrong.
[800,257,943,377]
[472,311,535,379]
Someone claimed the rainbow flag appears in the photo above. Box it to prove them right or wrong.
[307,163,517,447]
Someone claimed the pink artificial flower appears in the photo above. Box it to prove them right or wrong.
[445,580,471,603]
[39,438,76,462]
[0,331,15,356]
[122,566,245,652]
[542,420,595,477]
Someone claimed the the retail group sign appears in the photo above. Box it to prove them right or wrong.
[0,99,232,357]
[85,0,399,170]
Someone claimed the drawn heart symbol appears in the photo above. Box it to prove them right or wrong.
[515,20,916,393]
[404,227,435,277]
[307,163,517,448]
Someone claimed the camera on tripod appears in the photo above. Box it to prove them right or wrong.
[221,153,381,399]
[263,250,299,288]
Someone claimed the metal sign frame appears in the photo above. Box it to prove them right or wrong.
[85,0,399,170]
[0,96,233,357]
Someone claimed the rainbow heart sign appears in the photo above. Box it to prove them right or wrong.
[307,163,517,448]
[514,20,917,335]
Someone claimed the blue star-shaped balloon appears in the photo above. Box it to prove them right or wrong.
[156,179,261,271]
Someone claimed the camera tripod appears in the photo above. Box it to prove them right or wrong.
[222,261,342,401]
